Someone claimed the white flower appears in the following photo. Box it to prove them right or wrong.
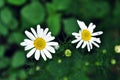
[72,20,103,52]
[20,25,59,61]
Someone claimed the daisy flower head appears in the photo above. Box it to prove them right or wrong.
[72,20,103,52]
[20,25,59,61]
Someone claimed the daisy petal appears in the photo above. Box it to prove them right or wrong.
[82,41,87,48]
[41,51,47,61]
[91,41,100,48]
[72,32,80,36]
[72,38,81,44]
[92,31,103,36]
[31,28,38,38]
[89,42,93,49]
[26,48,36,58]
[46,37,55,42]
[46,46,55,53]
[76,40,83,48]
[20,42,27,46]
[43,49,52,59]
[25,44,34,51]
[44,28,49,36]
[88,23,96,33]
[37,25,41,37]
[47,42,58,46]
[87,42,90,52]
[35,50,40,60]
[92,37,101,43]
[77,20,87,30]
[25,31,35,40]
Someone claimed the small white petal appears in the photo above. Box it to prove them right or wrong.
[92,37,101,43]
[41,51,47,61]
[20,42,27,46]
[89,42,93,49]
[44,28,49,36]
[25,31,35,40]
[91,41,100,48]
[46,37,55,42]
[31,28,38,38]
[46,46,55,53]
[76,40,83,48]
[87,42,90,52]
[26,48,36,58]
[88,23,96,33]
[72,32,80,36]
[35,50,40,60]
[37,25,41,37]
[43,49,52,59]
[47,42,58,46]
[72,38,81,44]
[40,29,44,38]
[25,44,34,51]
[92,31,103,36]
[82,41,87,48]
[77,20,87,30]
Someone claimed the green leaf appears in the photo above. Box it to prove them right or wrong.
[7,0,26,6]
[47,14,61,36]
[63,18,79,35]
[8,73,17,80]
[0,57,9,69]
[21,2,45,25]
[0,0,5,8]
[11,51,26,68]
[8,32,24,44]
[0,7,13,25]
[8,18,18,30]
[79,1,109,19]
[53,0,71,11]
[18,70,27,79]
[0,23,8,36]
[0,46,6,57]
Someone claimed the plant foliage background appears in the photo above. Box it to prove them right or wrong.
[0,0,120,80]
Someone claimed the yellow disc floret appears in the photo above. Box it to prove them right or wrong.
[81,29,91,41]
[34,38,46,50]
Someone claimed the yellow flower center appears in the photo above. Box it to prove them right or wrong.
[34,38,46,50]
[81,29,91,41]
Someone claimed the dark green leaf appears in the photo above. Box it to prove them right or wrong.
[63,18,79,35]
[21,2,45,25]
[11,51,26,68]
[0,23,8,36]
[0,7,13,25]
[8,32,24,44]
[0,46,6,57]
[0,0,5,8]
[18,70,27,79]
[0,57,9,69]
[47,14,61,36]
[7,0,26,6]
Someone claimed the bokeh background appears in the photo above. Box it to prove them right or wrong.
[0,0,120,80]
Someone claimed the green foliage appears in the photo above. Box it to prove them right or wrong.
[11,51,26,68]
[8,32,24,44]
[63,18,79,35]
[0,0,120,80]
[0,7,13,25]
[21,2,45,25]
[7,0,26,6]
[0,46,6,57]
[0,23,8,36]
[0,0,5,8]
[47,14,61,36]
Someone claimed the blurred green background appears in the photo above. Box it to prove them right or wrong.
[0,0,120,80]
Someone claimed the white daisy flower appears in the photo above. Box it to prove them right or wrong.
[72,20,103,52]
[20,25,59,61]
